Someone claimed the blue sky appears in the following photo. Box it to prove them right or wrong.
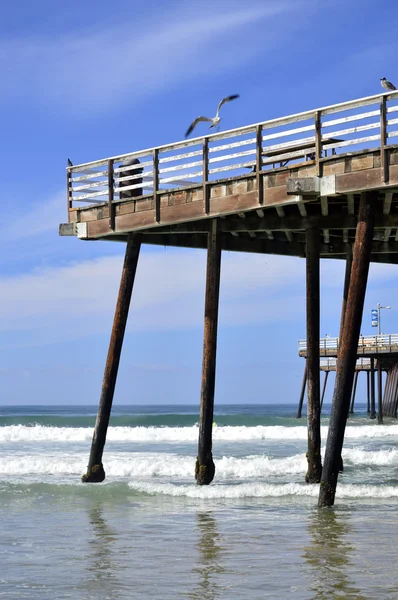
[1,0,398,405]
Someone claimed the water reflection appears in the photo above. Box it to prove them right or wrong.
[189,511,228,600]
[303,509,365,600]
[83,504,120,596]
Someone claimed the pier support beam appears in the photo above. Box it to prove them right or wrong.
[320,371,329,411]
[370,358,376,419]
[296,365,307,418]
[319,191,376,507]
[196,220,221,485]
[305,228,322,483]
[82,235,141,483]
[339,244,353,341]
[377,362,383,424]
[349,371,359,414]
[367,371,370,414]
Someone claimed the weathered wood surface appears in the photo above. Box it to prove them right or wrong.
[61,92,398,264]
[196,220,221,485]
[305,228,322,483]
[319,191,376,507]
[82,235,141,483]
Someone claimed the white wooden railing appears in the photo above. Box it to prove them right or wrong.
[320,358,372,369]
[299,334,398,355]
[67,90,398,213]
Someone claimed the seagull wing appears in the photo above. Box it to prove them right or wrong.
[185,116,213,138]
[216,94,239,116]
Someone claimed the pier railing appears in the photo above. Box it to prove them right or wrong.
[67,91,398,212]
[299,334,398,357]
[320,357,372,370]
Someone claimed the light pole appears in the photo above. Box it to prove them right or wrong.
[377,303,391,335]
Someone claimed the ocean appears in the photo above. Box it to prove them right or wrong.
[1,402,398,599]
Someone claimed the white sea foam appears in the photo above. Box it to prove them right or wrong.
[128,480,398,499]
[1,423,398,443]
[1,447,397,479]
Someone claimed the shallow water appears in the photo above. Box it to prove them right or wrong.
[1,403,398,599]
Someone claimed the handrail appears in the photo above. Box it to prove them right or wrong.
[299,334,398,355]
[66,90,398,213]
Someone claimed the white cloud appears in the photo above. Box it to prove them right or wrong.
[0,0,308,116]
[0,249,307,342]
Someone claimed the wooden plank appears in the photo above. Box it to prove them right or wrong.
[114,160,152,173]
[73,169,108,182]
[380,95,388,183]
[347,194,355,215]
[322,121,379,140]
[262,123,314,142]
[256,125,263,205]
[108,159,115,230]
[383,191,393,214]
[203,138,209,214]
[325,134,380,152]
[158,149,202,163]
[153,149,160,223]
[209,137,256,154]
[208,148,256,165]
[334,166,398,193]
[322,109,379,129]
[343,229,349,243]
[262,135,315,154]
[321,196,328,216]
[158,160,203,174]
[298,202,307,216]
[323,229,330,243]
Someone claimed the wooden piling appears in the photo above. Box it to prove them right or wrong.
[320,371,329,411]
[366,371,370,413]
[319,191,376,507]
[296,364,307,418]
[82,235,141,483]
[377,362,383,424]
[370,358,376,419]
[349,371,359,414]
[339,244,353,341]
[196,220,222,485]
[392,365,398,417]
[305,228,322,483]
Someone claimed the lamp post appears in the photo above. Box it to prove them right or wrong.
[377,303,391,335]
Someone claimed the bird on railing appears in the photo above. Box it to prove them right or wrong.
[67,158,73,167]
[380,77,396,91]
[185,94,240,138]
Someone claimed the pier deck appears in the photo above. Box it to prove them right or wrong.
[61,91,398,264]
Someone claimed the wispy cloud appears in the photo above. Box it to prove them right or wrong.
[1,244,397,346]
[0,0,308,116]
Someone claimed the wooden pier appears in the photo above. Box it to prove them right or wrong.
[297,336,398,421]
[60,91,398,506]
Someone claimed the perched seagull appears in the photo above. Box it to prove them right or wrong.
[381,77,396,91]
[67,158,73,167]
[185,94,239,138]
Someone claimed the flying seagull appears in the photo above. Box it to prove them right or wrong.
[185,94,239,138]
[67,158,73,167]
[381,77,396,91]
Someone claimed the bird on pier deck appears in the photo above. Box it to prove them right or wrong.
[185,94,239,138]
[67,158,73,167]
[381,77,396,91]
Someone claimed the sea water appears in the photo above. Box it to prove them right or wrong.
[1,403,398,599]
